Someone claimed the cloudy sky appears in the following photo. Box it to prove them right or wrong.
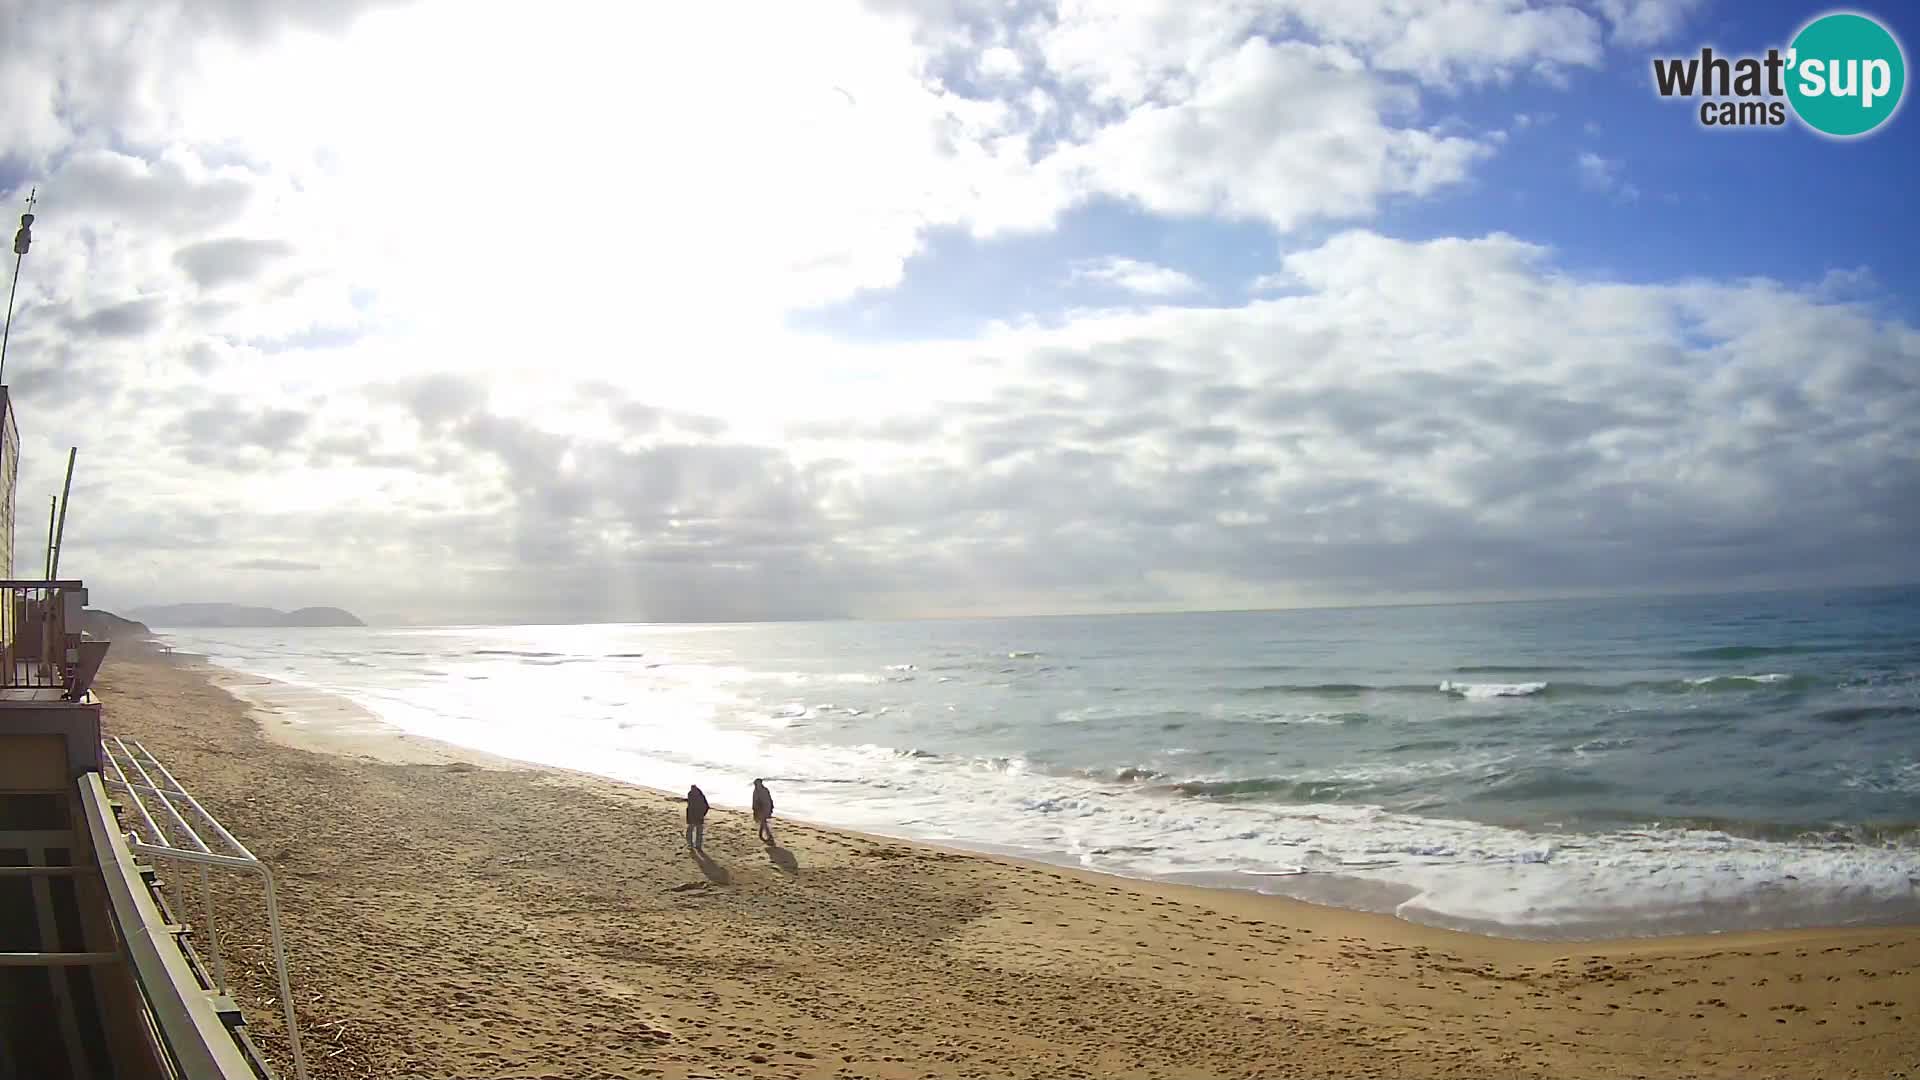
[1,0,1915,624]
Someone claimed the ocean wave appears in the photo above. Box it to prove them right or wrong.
[1474,766,1618,800]
[1168,777,1353,802]
[1681,672,1812,687]
[1229,682,1422,697]
[1160,755,1507,803]
[1233,676,1817,700]
[471,648,566,658]
[1088,765,1166,783]
[1620,816,1920,847]
[1384,738,1465,754]
[1215,708,1371,726]
[1440,680,1548,699]
[1685,672,1791,686]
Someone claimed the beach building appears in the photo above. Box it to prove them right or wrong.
[0,383,300,1077]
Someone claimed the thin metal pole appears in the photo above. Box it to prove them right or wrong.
[257,863,309,1080]
[198,864,227,993]
[1,189,36,386]
[43,495,55,578]
[0,251,21,383]
[49,447,74,578]
[124,843,253,873]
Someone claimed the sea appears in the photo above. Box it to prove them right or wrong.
[154,584,1920,940]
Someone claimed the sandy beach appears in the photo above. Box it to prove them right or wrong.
[94,649,1919,1080]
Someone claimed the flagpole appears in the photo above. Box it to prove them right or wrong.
[44,495,56,579]
[0,188,38,386]
[50,447,75,579]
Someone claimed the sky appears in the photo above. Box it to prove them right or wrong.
[0,0,1915,624]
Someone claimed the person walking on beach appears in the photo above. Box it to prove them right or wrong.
[751,778,775,844]
[685,784,709,851]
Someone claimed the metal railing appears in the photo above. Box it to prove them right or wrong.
[97,736,308,1080]
[1,578,85,690]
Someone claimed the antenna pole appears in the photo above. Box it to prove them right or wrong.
[50,447,74,579]
[44,495,56,579]
[0,188,37,386]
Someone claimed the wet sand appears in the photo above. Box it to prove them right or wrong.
[96,650,1920,1079]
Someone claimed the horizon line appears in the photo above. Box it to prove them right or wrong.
[113,579,1919,631]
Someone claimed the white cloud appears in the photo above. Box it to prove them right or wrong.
[1051,37,1491,232]
[975,46,1024,82]
[1274,0,1606,86]
[1033,0,1611,103]
[1595,0,1711,46]
[1072,257,1202,297]
[1576,150,1640,201]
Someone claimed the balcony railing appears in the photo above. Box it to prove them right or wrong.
[1,579,107,695]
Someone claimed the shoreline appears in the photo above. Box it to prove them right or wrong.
[202,645,1912,941]
[201,652,1920,946]
[94,648,1920,1079]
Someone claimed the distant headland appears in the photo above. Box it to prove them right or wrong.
[125,603,367,628]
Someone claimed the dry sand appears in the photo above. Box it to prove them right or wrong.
[94,650,1920,1080]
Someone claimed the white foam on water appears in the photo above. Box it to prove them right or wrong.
[1439,680,1549,699]
[1687,673,1792,686]
[1203,701,1361,725]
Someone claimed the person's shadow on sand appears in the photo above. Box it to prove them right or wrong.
[765,843,800,875]
[690,849,732,884]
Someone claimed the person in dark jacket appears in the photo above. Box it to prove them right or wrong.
[685,784,710,851]
[751,778,775,843]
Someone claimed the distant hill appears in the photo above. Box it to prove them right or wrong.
[128,603,366,628]
[80,609,155,642]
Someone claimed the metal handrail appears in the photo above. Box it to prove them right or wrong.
[108,738,232,992]
[98,738,308,1080]
[78,773,260,1080]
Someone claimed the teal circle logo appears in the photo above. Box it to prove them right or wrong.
[1786,12,1906,137]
